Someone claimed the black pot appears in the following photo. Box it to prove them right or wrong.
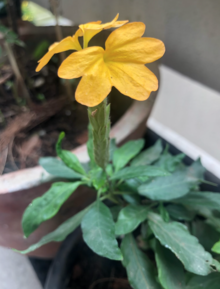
[44,228,129,289]
[41,129,220,289]
[44,228,81,289]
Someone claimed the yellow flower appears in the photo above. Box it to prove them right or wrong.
[58,22,165,107]
[36,14,127,72]
[79,14,128,48]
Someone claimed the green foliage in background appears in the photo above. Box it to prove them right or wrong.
[0,24,24,52]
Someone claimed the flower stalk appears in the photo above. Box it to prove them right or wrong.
[88,98,110,170]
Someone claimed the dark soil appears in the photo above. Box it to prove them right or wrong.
[68,240,132,289]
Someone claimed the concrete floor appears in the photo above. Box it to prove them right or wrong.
[0,246,42,289]
[0,65,220,288]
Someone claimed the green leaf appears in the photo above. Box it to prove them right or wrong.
[0,25,9,34]
[159,203,170,222]
[192,220,219,252]
[110,165,168,181]
[122,193,141,205]
[17,205,93,254]
[186,273,220,289]
[39,157,82,180]
[200,209,220,233]
[81,200,122,260]
[56,132,86,175]
[155,241,185,289]
[118,178,143,193]
[14,39,25,47]
[121,234,162,289]
[166,204,196,221]
[106,164,113,177]
[148,212,217,275]
[155,152,185,172]
[109,138,117,161]
[175,192,220,212]
[131,139,163,167]
[58,150,86,175]
[110,206,121,222]
[212,241,220,254]
[188,159,205,181]
[113,139,144,171]
[138,161,203,201]
[115,205,149,235]
[141,221,153,240]
[138,170,192,201]
[89,167,107,192]
[22,182,82,237]
[32,40,50,60]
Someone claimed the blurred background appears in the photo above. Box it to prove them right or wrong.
[0,1,219,288]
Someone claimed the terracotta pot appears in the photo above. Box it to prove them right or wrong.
[0,25,160,258]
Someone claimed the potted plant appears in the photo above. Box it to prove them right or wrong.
[16,15,220,288]
[0,16,160,257]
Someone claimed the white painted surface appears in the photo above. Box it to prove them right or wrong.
[148,118,220,179]
[148,65,220,178]
[0,246,42,289]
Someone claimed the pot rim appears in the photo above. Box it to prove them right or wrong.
[0,99,154,194]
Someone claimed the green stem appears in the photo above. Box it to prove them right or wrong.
[88,98,110,170]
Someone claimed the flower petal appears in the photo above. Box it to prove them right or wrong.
[105,22,146,50]
[107,62,158,101]
[76,60,111,107]
[79,14,128,47]
[36,29,82,72]
[58,46,104,79]
[105,37,165,64]
[79,14,120,32]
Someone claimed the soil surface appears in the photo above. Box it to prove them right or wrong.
[68,240,132,289]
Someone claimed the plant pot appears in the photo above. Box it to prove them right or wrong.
[43,128,220,289]
[0,24,160,257]
[45,228,132,289]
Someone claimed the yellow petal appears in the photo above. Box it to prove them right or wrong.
[79,14,128,47]
[98,13,128,30]
[86,20,102,25]
[79,14,119,32]
[48,42,59,51]
[105,22,146,51]
[81,28,103,48]
[58,46,104,79]
[105,37,165,64]
[106,62,158,101]
[75,60,111,107]
[36,29,82,72]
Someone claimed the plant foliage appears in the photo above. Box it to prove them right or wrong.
[19,137,220,289]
